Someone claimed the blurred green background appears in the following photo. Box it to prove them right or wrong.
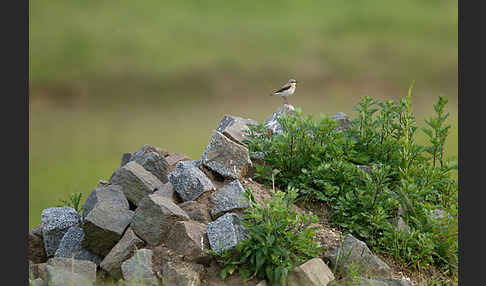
[29,0,458,228]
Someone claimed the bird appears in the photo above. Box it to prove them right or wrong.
[269,79,298,104]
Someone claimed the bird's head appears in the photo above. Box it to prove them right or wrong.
[289,79,297,84]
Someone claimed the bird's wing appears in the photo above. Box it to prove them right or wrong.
[274,83,291,93]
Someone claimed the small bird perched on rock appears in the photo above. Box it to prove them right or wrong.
[269,79,298,104]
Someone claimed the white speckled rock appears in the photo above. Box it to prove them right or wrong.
[206,212,247,254]
[41,207,81,257]
[264,104,295,135]
[168,161,215,202]
[54,226,101,265]
[210,180,249,219]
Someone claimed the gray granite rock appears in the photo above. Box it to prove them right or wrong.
[121,153,132,167]
[131,193,190,245]
[29,278,46,286]
[264,104,295,135]
[359,277,413,286]
[41,207,82,257]
[121,249,160,286]
[100,227,145,280]
[210,180,250,219]
[201,131,252,179]
[29,262,48,281]
[54,226,101,265]
[130,145,169,183]
[323,234,392,278]
[287,258,335,286]
[168,161,215,202]
[216,114,258,146]
[330,112,351,131]
[109,161,164,206]
[179,201,212,224]
[46,265,93,286]
[166,221,210,263]
[46,257,97,286]
[160,261,203,286]
[207,212,247,254]
[153,182,175,201]
[82,203,134,257]
[82,184,129,219]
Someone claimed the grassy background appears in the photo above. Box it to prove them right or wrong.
[29,0,457,228]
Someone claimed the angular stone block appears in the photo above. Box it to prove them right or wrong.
[168,161,215,202]
[109,161,163,206]
[131,194,190,245]
[41,207,82,257]
[207,213,247,254]
[201,131,251,179]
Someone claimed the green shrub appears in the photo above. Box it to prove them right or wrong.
[57,192,83,213]
[245,84,458,277]
[207,187,322,285]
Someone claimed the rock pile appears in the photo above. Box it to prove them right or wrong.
[29,106,404,286]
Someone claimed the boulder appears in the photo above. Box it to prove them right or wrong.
[168,161,215,202]
[130,145,169,183]
[165,221,211,263]
[82,203,134,257]
[82,184,129,219]
[100,227,145,280]
[264,104,295,136]
[323,234,392,278]
[29,230,47,263]
[131,144,169,158]
[210,180,250,219]
[109,161,164,206]
[201,131,251,179]
[41,207,82,257]
[131,194,190,245]
[46,257,97,286]
[330,112,351,131]
[160,261,203,286]
[179,201,212,224]
[287,258,335,286]
[121,249,160,286]
[165,152,191,172]
[207,212,247,254]
[216,114,258,146]
[54,226,101,265]
[29,262,48,281]
[29,278,46,286]
[153,182,176,202]
[46,265,93,286]
[120,153,132,167]
[359,277,413,286]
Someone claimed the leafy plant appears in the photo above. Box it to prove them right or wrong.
[245,85,458,278]
[57,192,83,213]
[207,187,322,285]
